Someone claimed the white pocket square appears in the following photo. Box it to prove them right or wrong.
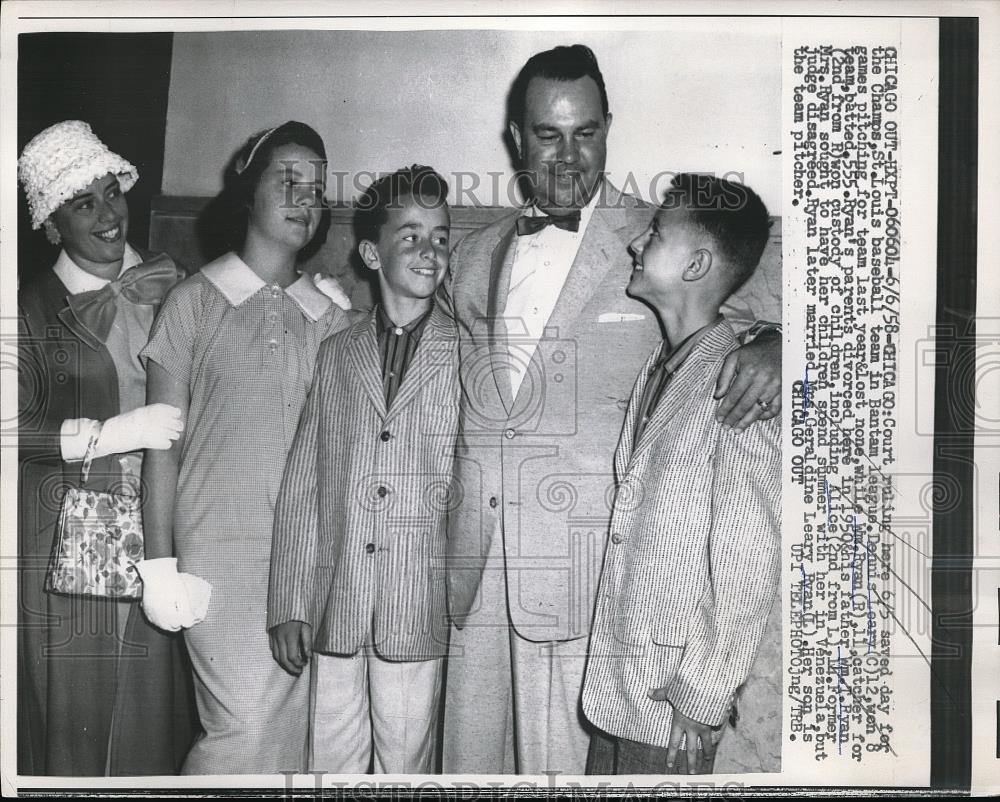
[598,312,646,323]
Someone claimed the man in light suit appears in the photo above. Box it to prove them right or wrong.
[581,173,781,775]
[439,45,782,774]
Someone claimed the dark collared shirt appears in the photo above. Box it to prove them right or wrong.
[376,303,433,408]
[632,316,724,447]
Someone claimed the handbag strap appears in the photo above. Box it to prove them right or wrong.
[80,420,103,485]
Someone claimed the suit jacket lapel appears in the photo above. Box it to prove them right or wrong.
[629,359,711,464]
[543,205,625,344]
[615,347,657,479]
[512,198,631,411]
[628,321,736,464]
[347,313,388,418]
[487,224,518,415]
[386,306,455,419]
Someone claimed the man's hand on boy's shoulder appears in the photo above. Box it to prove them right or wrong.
[714,327,781,432]
[268,620,313,677]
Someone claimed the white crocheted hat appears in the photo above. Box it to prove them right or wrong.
[18,120,138,229]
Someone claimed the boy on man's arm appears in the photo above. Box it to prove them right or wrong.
[582,174,781,775]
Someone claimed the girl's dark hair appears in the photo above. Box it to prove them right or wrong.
[197,120,331,261]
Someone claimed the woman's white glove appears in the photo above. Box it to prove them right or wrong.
[178,572,212,623]
[135,557,211,632]
[61,404,184,461]
[312,272,352,310]
[94,403,184,457]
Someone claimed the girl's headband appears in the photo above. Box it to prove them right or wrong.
[235,125,280,175]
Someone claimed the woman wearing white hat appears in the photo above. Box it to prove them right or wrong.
[17,120,198,776]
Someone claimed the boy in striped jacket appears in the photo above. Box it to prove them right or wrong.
[267,166,459,774]
[582,174,781,775]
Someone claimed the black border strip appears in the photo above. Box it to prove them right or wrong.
[930,16,978,792]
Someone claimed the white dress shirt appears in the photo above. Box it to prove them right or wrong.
[504,193,600,398]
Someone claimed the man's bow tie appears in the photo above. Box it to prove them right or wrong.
[515,210,582,236]
[65,254,184,343]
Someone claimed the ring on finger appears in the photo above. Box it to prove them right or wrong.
[755,398,773,411]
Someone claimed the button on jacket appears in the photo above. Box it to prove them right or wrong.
[268,304,460,661]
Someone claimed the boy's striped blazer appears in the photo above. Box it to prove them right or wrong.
[581,319,781,747]
[268,305,459,661]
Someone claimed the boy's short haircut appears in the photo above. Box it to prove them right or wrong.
[354,164,449,244]
[662,173,772,295]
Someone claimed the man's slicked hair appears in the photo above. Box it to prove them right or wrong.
[508,44,610,127]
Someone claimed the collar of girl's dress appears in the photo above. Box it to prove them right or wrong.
[200,251,332,322]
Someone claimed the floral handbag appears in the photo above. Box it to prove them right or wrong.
[44,427,144,599]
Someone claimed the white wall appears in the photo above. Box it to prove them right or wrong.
[163,26,782,213]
